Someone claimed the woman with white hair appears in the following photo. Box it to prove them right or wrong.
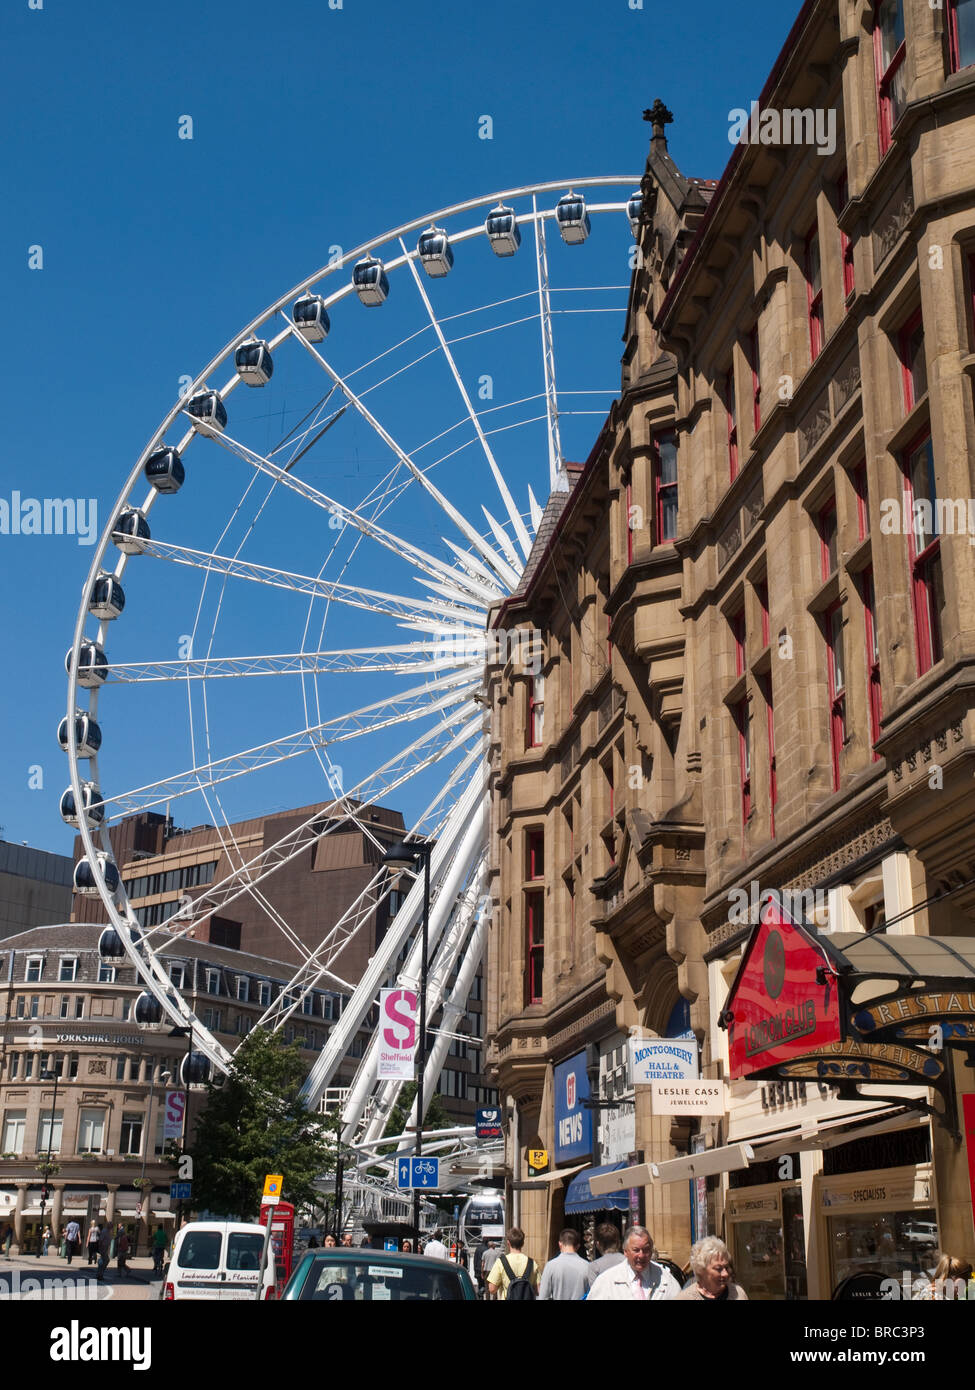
[676,1237,748,1301]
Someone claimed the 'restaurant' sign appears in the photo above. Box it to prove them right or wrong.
[725,896,843,1080]
[771,1039,943,1085]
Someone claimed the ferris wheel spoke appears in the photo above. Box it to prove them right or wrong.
[533,196,564,492]
[106,642,462,684]
[107,672,478,819]
[136,537,485,627]
[398,237,531,565]
[138,712,483,948]
[284,321,519,595]
[193,422,494,603]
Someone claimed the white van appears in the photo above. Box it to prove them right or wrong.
[163,1221,276,1301]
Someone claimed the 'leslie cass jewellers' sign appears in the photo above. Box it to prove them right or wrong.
[377,987,418,1080]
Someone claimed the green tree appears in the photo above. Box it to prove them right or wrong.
[189,1029,337,1220]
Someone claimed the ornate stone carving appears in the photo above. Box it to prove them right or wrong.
[872,179,915,269]
[798,394,832,461]
[832,350,862,413]
[87,1060,107,1076]
[717,516,742,571]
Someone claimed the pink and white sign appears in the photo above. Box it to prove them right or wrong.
[378,988,418,1080]
[163,1090,186,1140]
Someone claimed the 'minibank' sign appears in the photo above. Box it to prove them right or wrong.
[725,897,843,1080]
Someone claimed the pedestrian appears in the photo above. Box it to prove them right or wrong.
[41,1225,52,1256]
[585,1222,626,1289]
[342,1233,354,1247]
[423,1229,448,1260]
[96,1223,111,1282]
[86,1223,100,1266]
[538,1228,589,1300]
[116,1225,130,1277]
[2,1224,12,1258]
[64,1218,81,1265]
[486,1227,539,1301]
[151,1225,167,1276]
[676,1237,747,1301]
[913,1254,974,1300]
[472,1236,491,1298]
[402,1240,413,1253]
[586,1225,681,1301]
[323,1233,337,1248]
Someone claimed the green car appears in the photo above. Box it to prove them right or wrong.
[282,1248,477,1302]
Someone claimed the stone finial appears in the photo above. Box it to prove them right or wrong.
[642,99,674,145]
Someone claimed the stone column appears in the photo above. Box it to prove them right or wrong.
[50,1182,66,1243]
[104,1183,119,1227]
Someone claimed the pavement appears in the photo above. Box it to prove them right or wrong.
[0,1249,162,1301]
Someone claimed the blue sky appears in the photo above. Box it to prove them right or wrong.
[1,0,801,854]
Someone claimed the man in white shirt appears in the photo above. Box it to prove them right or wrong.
[423,1230,448,1260]
[586,1226,681,1301]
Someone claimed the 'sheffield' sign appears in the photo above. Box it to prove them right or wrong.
[377,987,418,1080]
[726,897,842,1079]
[650,1081,726,1115]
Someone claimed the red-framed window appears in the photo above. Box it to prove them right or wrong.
[759,673,776,838]
[730,607,746,678]
[524,890,544,1005]
[837,171,855,302]
[527,674,545,748]
[806,225,825,362]
[948,0,975,73]
[819,495,838,580]
[725,369,739,481]
[734,699,751,825]
[607,613,613,669]
[899,310,927,411]
[625,480,634,564]
[602,758,616,864]
[862,566,882,759]
[748,326,762,433]
[852,461,869,540]
[904,434,945,674]
[875,0,907,155]
[756,579,770,649]
[525,829,544,880]
[825,599,847,792]
[653,432,678,543]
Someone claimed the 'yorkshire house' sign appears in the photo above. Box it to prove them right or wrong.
[725,899,842,1080]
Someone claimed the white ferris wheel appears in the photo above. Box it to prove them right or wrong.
[63,177,642,1154]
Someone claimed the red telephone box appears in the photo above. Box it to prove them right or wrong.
[260,1200,295,1296]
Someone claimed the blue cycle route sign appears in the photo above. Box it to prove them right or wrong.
[410,1158,439,1189]
[396,1158,412,1190]
[170,1182,192,1201]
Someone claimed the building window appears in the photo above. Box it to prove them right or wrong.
[25,957,43,983]
[725,368,738,480]
[875,0,907,154]
[98,963,116,983]
[950,0,975,70]
[67,1053,79,1079]
[7,1053,18,1080]
[59,996,69,1019]
[899,311,927,411]
[302,994,314,1017]
[78,1108,105,1154]
[819,496,838,580]
[22,1052,35,1080]
[58,958,78,983]
[852,462,869,540]
[202,1008,222,1031]
[734,699,751,824]
[748,327,761,433]
[205,969,220,995]
[29,997,39,1020]
[75,996,84,1019]
[2,1111,26,1154]
[905,435,945,674]
[861,567,883,759]
[169,963,186,989]
[121,998,131,1021]
[120,1114,143,1156]
[116,1056,128,1082]
[15,997,24,1019]
[258,981,271,1008]
[730,607,746,678]
[37,1111,63,1155]
[756,579,770,649]
[525,830,544,881]
[825,600,847,791]
[524,890,544,1006]
[527,675,545,749]
[806,225,824,362]
[236,976,249,1001]
[837,171,855,302]
[653,431,678,542]
[758,675,777,838]
[47,1053,63,1078]
[625,479,634,564]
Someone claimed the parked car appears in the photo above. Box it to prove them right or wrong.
[163,1221,275,1301]
[281,1247,477,1301]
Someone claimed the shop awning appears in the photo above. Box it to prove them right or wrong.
[564,1163,631,1213]
[514,1162,588,1192]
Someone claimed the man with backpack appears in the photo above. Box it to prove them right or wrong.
[486,1227,540,1301]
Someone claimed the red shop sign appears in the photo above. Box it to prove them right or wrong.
[964,1095,975,1227]
[726,896,843,1080]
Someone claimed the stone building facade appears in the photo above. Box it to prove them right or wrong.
[487,0,975,1293]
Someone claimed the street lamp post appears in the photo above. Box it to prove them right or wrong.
[137,1066,171,1253]
[166,1025,194,1231]
[381,837,433,1251]
[37,1066,60,1257]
